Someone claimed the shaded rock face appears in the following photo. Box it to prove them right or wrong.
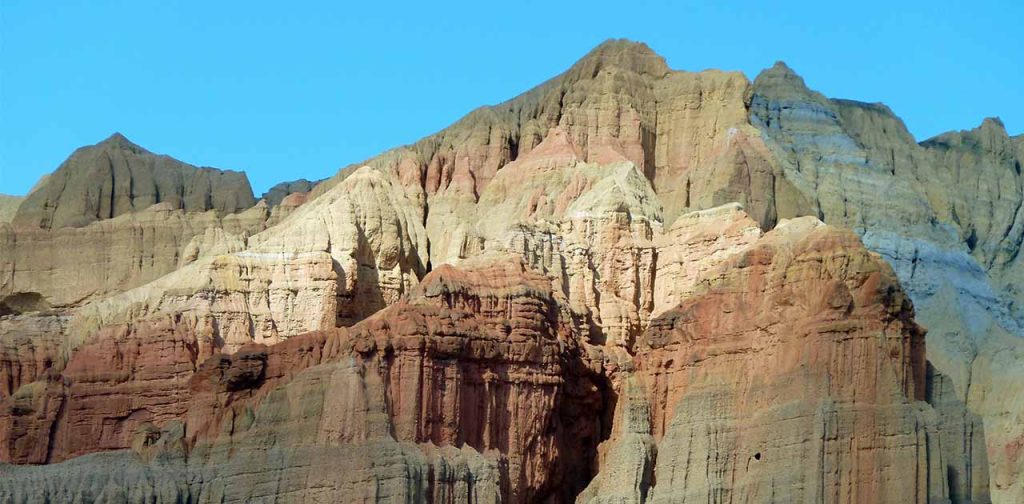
[0,39,1019,504]
[259,177,321,207]
[12,133,256,229]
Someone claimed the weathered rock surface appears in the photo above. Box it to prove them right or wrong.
[749,61,1024,502]
[0,39,1020,504]
[312,40,803,272]
[1,203,268,308]
[0,195,22,224]
[0,221,965,503]
[260,177,321,207]
[641,219,956,502]
[0,258,581,502]
[2,207,983,499]
[12,133,256,229]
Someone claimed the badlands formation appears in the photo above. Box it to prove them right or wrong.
[1,40,1022,503]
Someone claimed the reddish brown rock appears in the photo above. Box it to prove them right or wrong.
[181,258,592,503]
[0,219,969,503]
[0,315,212,464]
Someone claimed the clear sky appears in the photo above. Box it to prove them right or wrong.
[1,0,1021,196]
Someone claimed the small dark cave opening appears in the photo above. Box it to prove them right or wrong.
[0,292,51,316]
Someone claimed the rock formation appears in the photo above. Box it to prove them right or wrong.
[0,217,969,503]
[12,133,256,229]
[1,203,269,308]
[748,62,1024,502]
[0,39,1020,503]
[260,178,321,207]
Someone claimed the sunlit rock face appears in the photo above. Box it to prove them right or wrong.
[0,39,1021,503]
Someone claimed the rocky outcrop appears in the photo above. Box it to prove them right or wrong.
[0,257,583,502]
[639,219,947,502]
[248,166,428,326]
[6,160,430,385]
[12,133,256,229]
[311,40,805,272]
[259,178,321,207]
[749,61,1024,502]
[0,39,1020,503]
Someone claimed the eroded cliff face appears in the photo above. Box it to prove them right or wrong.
[0,203,269,308]
[0,38,1019,503]
[748,62,1024,501]
[0,213,965,503]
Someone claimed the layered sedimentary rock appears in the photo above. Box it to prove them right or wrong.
[312,40,805,271]
[1,133,269,317]
[12,133,256,229]
[0,203,268,308]
[0,258,583,502]
[0,38,1020,503]
[0,214,965,503]
[0,160,428,405]
[640,219,949,502]
[748,62,1024,501]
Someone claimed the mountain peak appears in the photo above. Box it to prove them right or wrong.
[752,60,817,101]
[570,38,669,78]
[980,117,1007,134]
[755,60,805,84]
[96,132,149,154]
[13,132,255,229]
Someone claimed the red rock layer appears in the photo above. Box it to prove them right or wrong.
[634,220,934,502]
[640,221,926,436]
[0,315,215,463]
[0,258,606,502]
[184,260,601,502]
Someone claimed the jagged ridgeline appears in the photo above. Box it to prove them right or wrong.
[0,39,1021,503]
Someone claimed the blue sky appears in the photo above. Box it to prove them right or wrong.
[1,0,1021,196]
